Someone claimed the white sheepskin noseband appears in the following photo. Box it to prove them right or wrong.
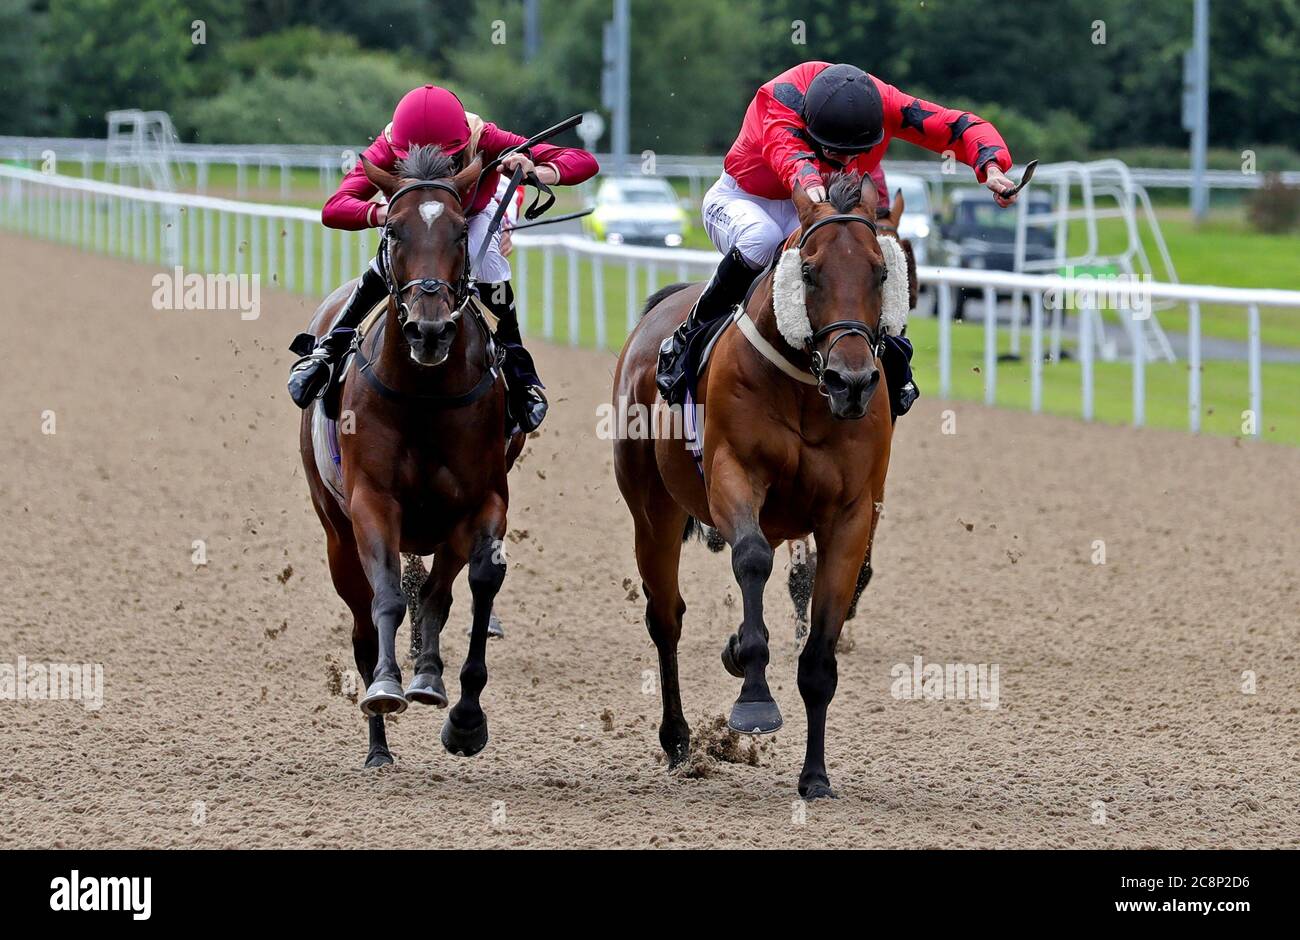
[771,233,911,348]
[877,234,910,337]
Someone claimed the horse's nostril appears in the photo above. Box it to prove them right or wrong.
[402,321,423,344]
[821,369,849,394]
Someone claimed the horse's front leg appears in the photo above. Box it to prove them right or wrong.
[350,489,409,717]
[441,497,507,758]
[711,461,781,734]
[798,511,875,799]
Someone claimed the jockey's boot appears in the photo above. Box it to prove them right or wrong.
[286,265,387,408]
[879,333,919,421]
[477,280,547,435]
[655,247,758,406]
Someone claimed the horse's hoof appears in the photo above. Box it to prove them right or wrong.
[404,672,448,707]
[360,677,408,717]
[363,749,394,769]
[465,613,505,639]
[661,732,691,769]
[799,780,837,801]
[720,633,744,678]
[728,699,783,735]
[440,714,489,757]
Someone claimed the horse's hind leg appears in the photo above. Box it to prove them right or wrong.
[632,494,691,767]
[326,531,394,767]
[787,539,817,644]
[441,499,507,758]
[405,549,466,708]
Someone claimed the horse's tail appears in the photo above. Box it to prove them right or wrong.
[641,282,692,320]
[682,517,727,553]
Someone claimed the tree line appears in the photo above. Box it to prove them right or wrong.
[1,0,1296,167]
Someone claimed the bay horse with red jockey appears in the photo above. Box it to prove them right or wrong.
[299,146,522,767]
[613,171,907,798]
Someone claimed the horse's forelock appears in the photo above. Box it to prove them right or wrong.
[395,144,457,183]
[825,171,865,214]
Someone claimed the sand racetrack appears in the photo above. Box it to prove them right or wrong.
[2,230,1297,849]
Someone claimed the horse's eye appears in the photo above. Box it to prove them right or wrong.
[880,268,888,284]
[801,263,815,287]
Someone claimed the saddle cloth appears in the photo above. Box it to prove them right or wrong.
[681,307,744,472]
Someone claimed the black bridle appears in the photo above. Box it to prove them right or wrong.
[378,179,473,327]
[353,177,500,407]
[794,212,888,396]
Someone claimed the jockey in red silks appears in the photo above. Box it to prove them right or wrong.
[656,62,1020,418]
[288,85,599,434]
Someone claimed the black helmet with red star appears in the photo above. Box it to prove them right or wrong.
[802,63,884,153]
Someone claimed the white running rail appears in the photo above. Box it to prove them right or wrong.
[3,165,1295,438]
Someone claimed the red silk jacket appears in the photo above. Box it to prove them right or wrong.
[323,117,599,229]
[724,61,1013,204]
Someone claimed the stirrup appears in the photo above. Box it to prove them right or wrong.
[655,324,693,404]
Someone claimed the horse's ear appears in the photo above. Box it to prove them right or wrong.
[792,182,816,224]
[453,154,484,206]
[362,157,399,200]
[887,188,905,229]
[858,176,880,217]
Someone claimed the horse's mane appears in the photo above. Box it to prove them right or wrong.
[642,283,692,317]
[825,171,865,213]
[396,144,458,182]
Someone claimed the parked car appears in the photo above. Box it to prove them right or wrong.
[584,176,691,247]
[884,172,937,269]
[939,189,1055,318]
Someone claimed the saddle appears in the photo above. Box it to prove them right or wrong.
[676,252,779,410]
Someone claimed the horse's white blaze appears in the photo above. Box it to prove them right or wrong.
[770,234,911,350]
[419,202,444,228]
